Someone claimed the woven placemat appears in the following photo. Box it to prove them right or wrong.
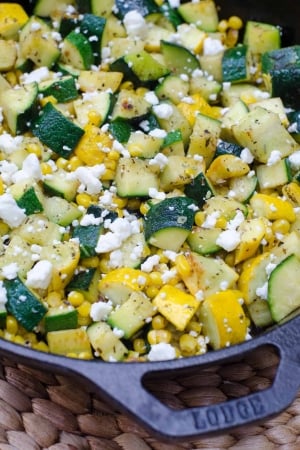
[0,345,299,450]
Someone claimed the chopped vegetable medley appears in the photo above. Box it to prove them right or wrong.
[0,0,299,362]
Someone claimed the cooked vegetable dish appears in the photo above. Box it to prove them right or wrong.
[0,0,299,362]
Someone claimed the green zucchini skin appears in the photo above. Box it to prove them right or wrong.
[144,196,196,251]
[184,172,215,208]
[114,0,160,19]
[38,76,79,103]
[4,276,47,331]
[32,102,84,158]
[222,44,249,83]
[80,14,106,65]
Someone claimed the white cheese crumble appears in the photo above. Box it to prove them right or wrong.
[267,150,282,166]
[90,300,113,321]
[21,67,50,84]
[152,103,173,119]
[240,147,254,164]
[2,263,19,280]
[69,164,105,194]
[144,91,159,105]
[149,152,168,170]
[288,151,300,170]
[0,281,7,306]
[256,282,268,300]
[96,216,141,253]
[216,229,241,252]
[147,342,176,361]
[149,128,167,138]
[141,255,160,272]
[0,133,23,154]
[123,10,147,39]
[203,37,224,55]
[12,153,42,183]
[0,193,26,228]
[26,260,53,289]
[148,187,166,200]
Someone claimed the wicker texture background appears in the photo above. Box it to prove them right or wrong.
[0,346,299,450]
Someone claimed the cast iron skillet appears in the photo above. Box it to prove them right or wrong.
[1,0,300,441]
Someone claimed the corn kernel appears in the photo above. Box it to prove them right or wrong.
[225,253,236,267]
[68,291,85,307]
[6,316,18,335]
[179,333,198,355]
[186,321,202,334]
[104,158,117,171]
[27,143,42,157]
[140,202,150,215]
[81,256,99,268]
[120,81,134,90]
[149,271,163,286]
[40,95,57,107]
[40,162,53,175]
[98,257,110,273]
[133,338,147,354]
[226,28,239,47]
[14,335,25,345]
[147,329,172,345]
[76,193,93,208]
[152,314,168,330]
[0,221,9,236]
[228,16,243,30]
[5,71,17,86]
[218,19,228,32]
[146,285,159,298]
[46,291,63,307]
[127,198,141,210]
[78,351,93,360]
[101,168,115,181]
[23,332,37,345]
[66,352,78,358]
[88,110,101,125]
[77,300,91,317]
[78,316,92,327]
[156,249,168,264]
[195,211,205,226]
[272,219,290,235]
[33,341,49,352]
[4,331,14,341]
[56,157,68,169]
[175,254,191,278]
[107,150,120,161]
[215,215,228,229]
[67,156,82,171]
[113,196,128,209]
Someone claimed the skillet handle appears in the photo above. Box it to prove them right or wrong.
[78,318,300,440]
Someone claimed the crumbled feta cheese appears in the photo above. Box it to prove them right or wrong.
[123,10,147,39]
[0,133,23,154]
[169,0,180,7]
[203,37,224,55]
[202,211,220,229]
[149,152,168,170]
[0,281,7,306]
[80,213,102,226]
[12,153,42,183]
[267,150,282,166]
[90,300,113,321]
[147,342,176,361]
[0,160,18,184]
[149,128,167,138]
[144,91,159,105]
[96,216,140,253]
[227,210,245,230]
[2,263,19,280]
[141,255,160,272]
[0,193,26,228]
[26,260,53,289]
[21,67,50,84]
[256,282,268,300]
[152,103,173,119]
[240,147,254,164]
[148,187,166,200]
[70,164,105,194]
[216,229,241,252]
[288,151,300,170]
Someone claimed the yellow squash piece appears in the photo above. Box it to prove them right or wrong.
[153,284,200,331]
[0,3,28,39]
[98,267,150,305]
[250,193,296,223]
[40,240,81,291]
[206,154,250,184]
[177,93,218,126]
[234,217,266,264]
[238,252,271,304]
[75,124,112,165]
[199,290,248,350]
